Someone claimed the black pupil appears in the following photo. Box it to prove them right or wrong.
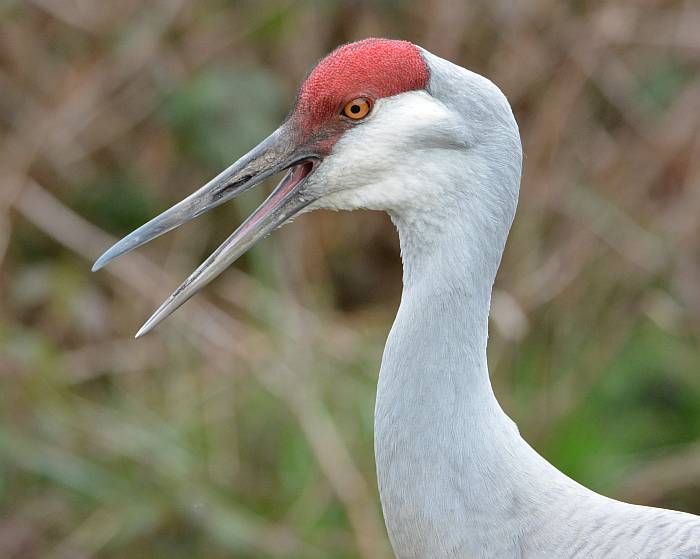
[350,104,361,114]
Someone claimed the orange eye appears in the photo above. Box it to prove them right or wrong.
[342,97,371,120]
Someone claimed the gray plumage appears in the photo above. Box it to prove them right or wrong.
[372,48,700,558]
[94,41,700,558]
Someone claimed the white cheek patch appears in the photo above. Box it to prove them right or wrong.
[306,91,464,212]
[342,92,459,161]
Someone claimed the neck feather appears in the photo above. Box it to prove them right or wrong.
[379,200,509,428]
[374,195,538,556]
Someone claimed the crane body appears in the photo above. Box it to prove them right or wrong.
[94,39,700,558]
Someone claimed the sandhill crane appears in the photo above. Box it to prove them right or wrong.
[93,39,700,558]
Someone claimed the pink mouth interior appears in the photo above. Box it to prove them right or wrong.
[287,160,315,192]
[237,159,315,237]
[273,159,315,204]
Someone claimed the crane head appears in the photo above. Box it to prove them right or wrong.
[92,38,521,336]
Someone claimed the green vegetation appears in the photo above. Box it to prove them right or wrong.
[1,1,699,557]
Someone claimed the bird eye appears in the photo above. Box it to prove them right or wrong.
[342,97,371,120]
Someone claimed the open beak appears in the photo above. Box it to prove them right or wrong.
[92,124,319,337]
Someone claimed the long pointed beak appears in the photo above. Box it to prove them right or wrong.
[92,124,319,337]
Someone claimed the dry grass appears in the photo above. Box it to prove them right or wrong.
[1,1,700,557]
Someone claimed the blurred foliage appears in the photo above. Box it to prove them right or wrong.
[1,1,700,558]
[70,173,158,233]
[161,67,285,166]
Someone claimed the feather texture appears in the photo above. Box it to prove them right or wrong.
[368,48,700,558]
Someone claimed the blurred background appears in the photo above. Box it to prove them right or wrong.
[2,0,700,557]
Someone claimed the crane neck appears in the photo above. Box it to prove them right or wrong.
[375,195,534,556]
[369,47,700,559]
[382,201,510,421]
